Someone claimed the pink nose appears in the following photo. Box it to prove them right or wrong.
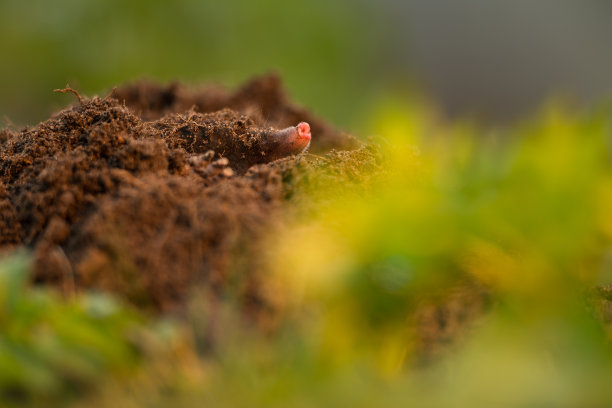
[297,122,311,140]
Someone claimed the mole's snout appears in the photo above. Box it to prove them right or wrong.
[293,122,311,153]
[297,122,311,142]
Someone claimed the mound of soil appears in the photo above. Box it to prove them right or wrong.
[0,75,377,318]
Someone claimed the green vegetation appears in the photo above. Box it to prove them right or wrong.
[0,252,180,407]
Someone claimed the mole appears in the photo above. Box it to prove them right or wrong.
[153,110,313,174]
[261,122,311,162]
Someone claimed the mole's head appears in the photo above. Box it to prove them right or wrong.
[263,122,312,159]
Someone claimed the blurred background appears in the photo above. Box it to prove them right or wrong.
[2,0,612,131]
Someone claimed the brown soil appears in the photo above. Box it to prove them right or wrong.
[0,74,375,319]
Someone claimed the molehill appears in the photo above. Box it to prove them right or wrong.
[0,75,498,360]
[0,75,378,317]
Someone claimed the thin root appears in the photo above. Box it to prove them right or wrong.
[54,85,84,106]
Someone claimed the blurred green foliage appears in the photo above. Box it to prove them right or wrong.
[0,0,387,130]
[0,252,181,407]
[262,101,612,406]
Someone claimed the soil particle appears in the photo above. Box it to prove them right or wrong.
[0,129,13,145]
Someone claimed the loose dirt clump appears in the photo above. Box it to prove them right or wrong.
[0,76,374,318]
